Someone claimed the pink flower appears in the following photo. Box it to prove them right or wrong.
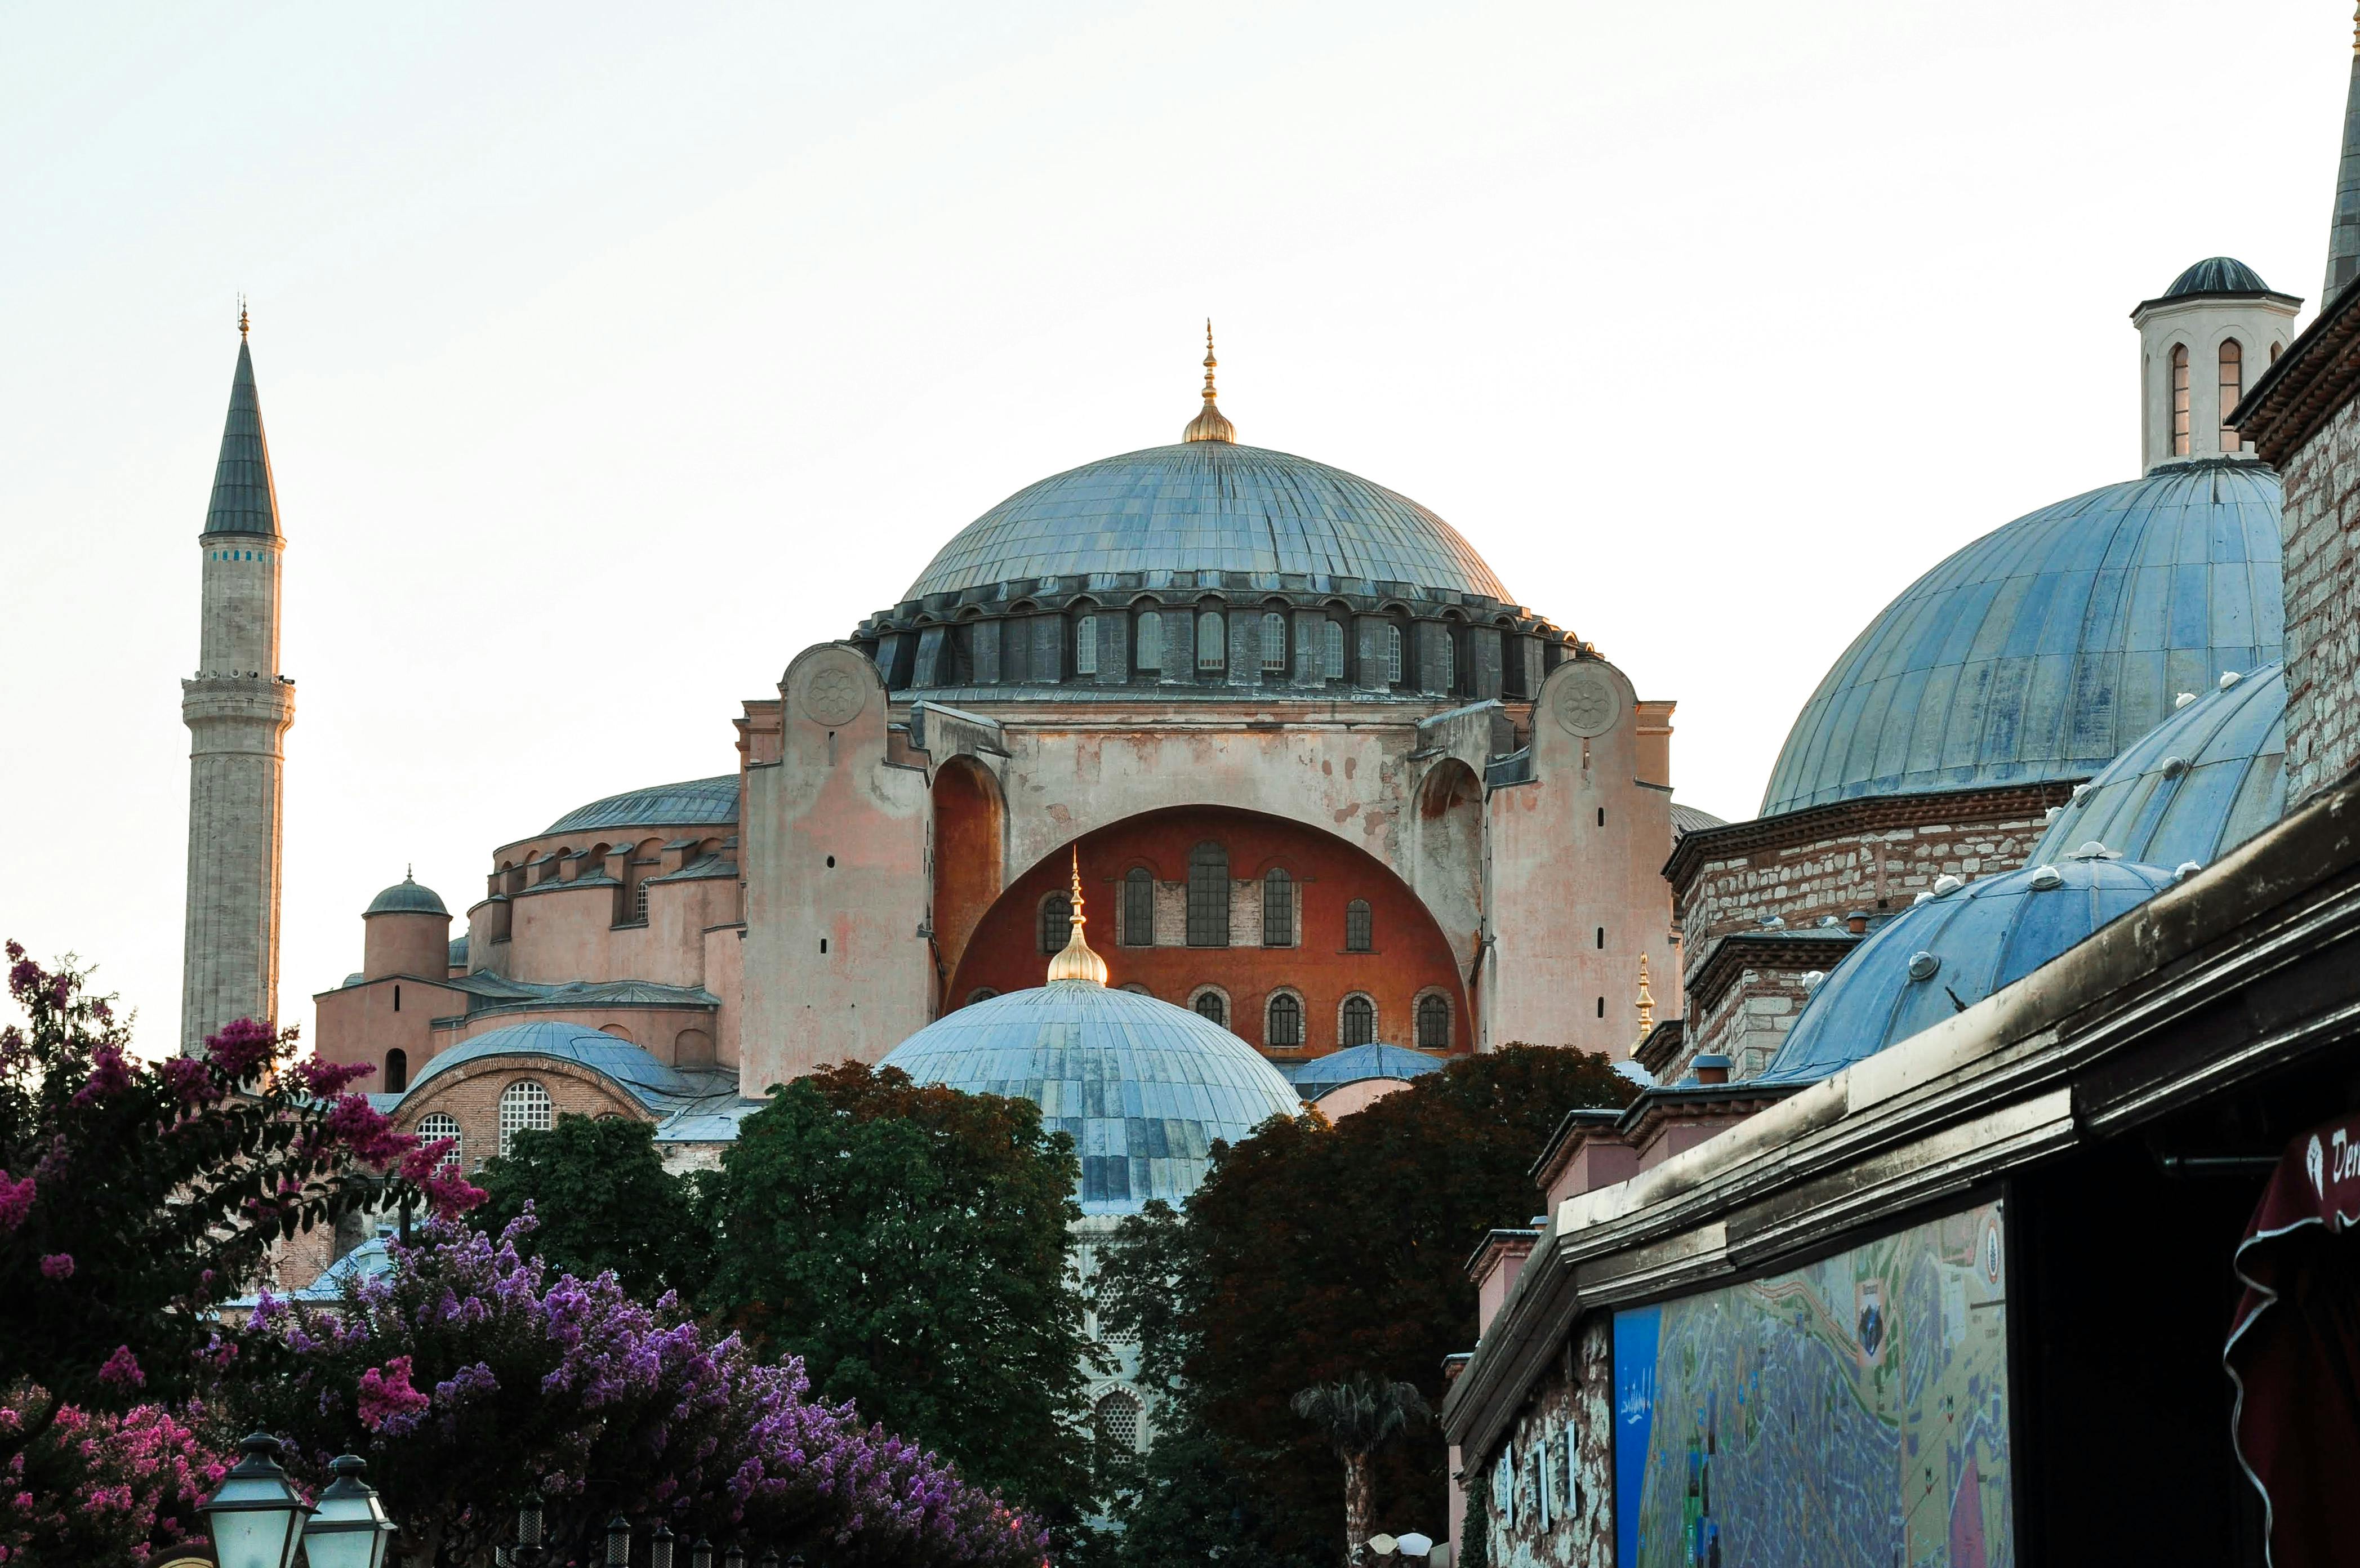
[157,1055,213,1105]
[96,1346,144,1390]
[0,1173,32,1232]
[356,1356,431,1432]
[37,1254,72,1280]
[70,1044,135,1106]
[203,1017,278,1083]
[295,1056,375,1098]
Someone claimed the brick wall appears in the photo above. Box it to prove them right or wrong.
[2279,391,2360,801]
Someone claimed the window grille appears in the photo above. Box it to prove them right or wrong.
[1261,612,1287,670]
[1094,1389,1143,1453]
[1535,1435,1551,1529]
[1123,867,1154,946]
[1342,995,1374,1046]
[1187,842,1230,947]
[1323,620,1344,679]
[1417,994,1449,1049]
[1041,893,1072,954]
[1196,612,1224,670]
[1440,630,1455,691]
[2171,344,2191,456]
[1262,868,1294,947]
[2219,339,2243,451]
[1267,992,1303,1048]
[1345,898,1373,952]
[1136,611,1163,671]
[1384,625,1403,683]
[417,1112,461,1171]
[1195,991,1227,1027]
[635,879,651,919]
[1494,1446,1516,1529]
[1075,614,1098,676]
[496,1081,551,1156]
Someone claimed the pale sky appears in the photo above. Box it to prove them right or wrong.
[3,1,2348,1052]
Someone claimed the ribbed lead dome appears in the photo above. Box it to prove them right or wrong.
[1762,461,2282,816]
[902,443,1511,603]
[2162,257,2271,298]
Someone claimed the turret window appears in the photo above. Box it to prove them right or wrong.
[1075,614,1099,676]
[1122,867,1155,946]
[1384,625,1404,684]
[1187,842,1230,947]
[2219,339,2243,451]
[1323,621,1345,679]
[1261,612,1288,671]
[384,1048,408,1093]
[1341,994,1375,1046]
[1137,611,1163,672]
[2170,344,2191,456]
[1196,612,1225,671]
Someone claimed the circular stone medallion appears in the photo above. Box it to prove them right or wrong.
[800,661,868,726]
[1553,667,1620,737]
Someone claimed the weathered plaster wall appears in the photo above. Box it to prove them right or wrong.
[1466,1315,1612,1568]
[2279,390,2360,803]
[312,975,468,1080]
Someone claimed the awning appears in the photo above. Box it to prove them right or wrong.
[2226,1112,2360,1568]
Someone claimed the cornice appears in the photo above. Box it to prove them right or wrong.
[1662,782,2077,891]
[1683,932,1860,1015]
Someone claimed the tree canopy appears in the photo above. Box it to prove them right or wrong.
[470,1112,709,1300]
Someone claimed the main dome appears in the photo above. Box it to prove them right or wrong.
[902,442,1511,604]
[1762,461,2283,816]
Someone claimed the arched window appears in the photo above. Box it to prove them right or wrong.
[1095,1388,1144,1455]
[1439,629,1455,691]
[2219,339,2244,451]
[1323,620,1345,679]
[1262,868,1294,947]
[1341,994,1375,1047]
[1261,612,1288,671]
[1137,610,1163,672]
[1267,992,1303,1049]
[1075,614,1099,676]
[1187,842,1230,947]
[1197,612,1225,671]
[1384,625,1404,684]
[417,1111,461,1171]
[2170,344,2191,456]
[496,1080,552,1156]
[1345,898,1373,952]
[965,987,999,1006]
[1195,991,1227,1027]
[1040,892,1072,954]
[1417,994,1450,1050]
[1122,867,1155,946]
[384,1048,408,1094]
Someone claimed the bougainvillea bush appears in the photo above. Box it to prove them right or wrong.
[0,1397,226,1566]
[230,1213,1047,1568]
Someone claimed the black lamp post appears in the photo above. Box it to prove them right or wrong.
[724,1545,747,1568]
[650,1522,676,1568]
[515,1496,547,1568]
[759,1551,781,1568]
[607,1515,634,1566]
[302,1455,400,1568]
[199,1433,313,1568]
[691,1536,716,1568]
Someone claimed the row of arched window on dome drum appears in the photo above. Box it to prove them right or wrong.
[2168,338,2278,456]
[987,976,1454,1050]
[1039,849,1377,952]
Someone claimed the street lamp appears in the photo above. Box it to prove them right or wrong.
[759,1552,781,1568]
[515,1496,547,1568]
[607,1516,634,1566]
[650,1522,676,1568]
[724,1546,747,1568]
[690,1537,715,1568]
[302,1455,400,1568]
[201,1433,313,1568]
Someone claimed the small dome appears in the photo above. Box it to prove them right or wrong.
[2033,662,2286,870]
[364,874,448,917]
[1288,1043,1444,1095]
[404,1021,698,1106]
[1763,462,2282,816]
[879,984,1303,1214]
[544,774,738,835]
[2162,257,2271,299]
[1755,857,2181,1085]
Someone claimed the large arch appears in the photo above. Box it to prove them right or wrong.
[1414,758,1484,962]
[942,805,1473,1063]
[930,755,1006,1005]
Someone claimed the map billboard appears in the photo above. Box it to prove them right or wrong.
[1613,1199,2012,1567]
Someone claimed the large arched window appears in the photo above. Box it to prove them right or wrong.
[1136,610,1164,672]
[1196,612,1226,671]
[1122,867,1155,946]
[1075,613,1099,676]
[384,1048,408,1093]
[1439,628,1456,692]
[496,1080,552,1156]
[1095,1388,1144,1455]
[1261,612,1288,671]
[417,1111,461,1171]
[1345,898,1373,953]
[2170,343,2192,456]
[1384,625,1404,684]
[1267,992,1304,1049]
[1341,994,1375,1047]
[1322,620,1346,680]
[1194,990,1228,1027]
[2219,339,2244,452]
[1417,994,1450,1050]
[1262,868,1295,947]
[1040,892,1072,954]
[1187,842,1230,947]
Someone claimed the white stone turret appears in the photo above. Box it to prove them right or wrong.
[2131,260,2300,475]
[179,319,296,1055]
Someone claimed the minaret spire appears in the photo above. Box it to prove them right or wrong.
[1182,319,1236,444]
[2327,4,2360,302]
[1045,847,1110,986]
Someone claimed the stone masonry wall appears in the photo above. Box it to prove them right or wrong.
[2279,391,2360,803]
[1685,961,1821,1079]
[1470,1315,1611,1568]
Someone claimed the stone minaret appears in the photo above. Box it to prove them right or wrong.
[179,313,296,1055]
[2327,5,2360,304]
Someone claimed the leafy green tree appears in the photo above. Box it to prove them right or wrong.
[1098,1044,1636,1564]
[469,1112,709,1300]
[1289,1375,1431,1552]
[703,1061,1099,1529]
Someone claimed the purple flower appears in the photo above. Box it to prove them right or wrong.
[37,1254,72,1280]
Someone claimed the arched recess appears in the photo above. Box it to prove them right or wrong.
[930,755,1006,1006]
[1414,759,1484,968]
[943,804,1473,1060]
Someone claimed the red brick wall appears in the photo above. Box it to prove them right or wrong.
[945,805,1470,1062]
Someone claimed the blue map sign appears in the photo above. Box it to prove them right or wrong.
[1612,1200,2012,1567]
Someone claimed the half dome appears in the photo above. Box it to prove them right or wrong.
[2032,662,2286,869]
[1755,856,2182,1086]
[1762,461,2282,816]
[879,983,1303,1214]
[901,442,1511,604]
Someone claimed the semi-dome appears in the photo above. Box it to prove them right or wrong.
[879,983,1303,1215]
[901,442,1511,604]
[544,774,738,835]
[1762,461,2282,816]
[1287,1042,1442,1098]
[405,1020,700,1105]
[364,873,448,917]
[2033,662,2286,870]
[1755,855,2183,1086]
[2162,257,2272,299]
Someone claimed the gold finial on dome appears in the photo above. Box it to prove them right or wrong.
[1045,847,1110,986]
[1182,318,1236,444]
[238,294,249,339]
[1633,954,1656,1054]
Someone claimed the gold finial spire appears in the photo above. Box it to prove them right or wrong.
[238,294,249,339]
[1182,318,1236,444]
[1045,847,1110,986]
[1633,954,1656,1053]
